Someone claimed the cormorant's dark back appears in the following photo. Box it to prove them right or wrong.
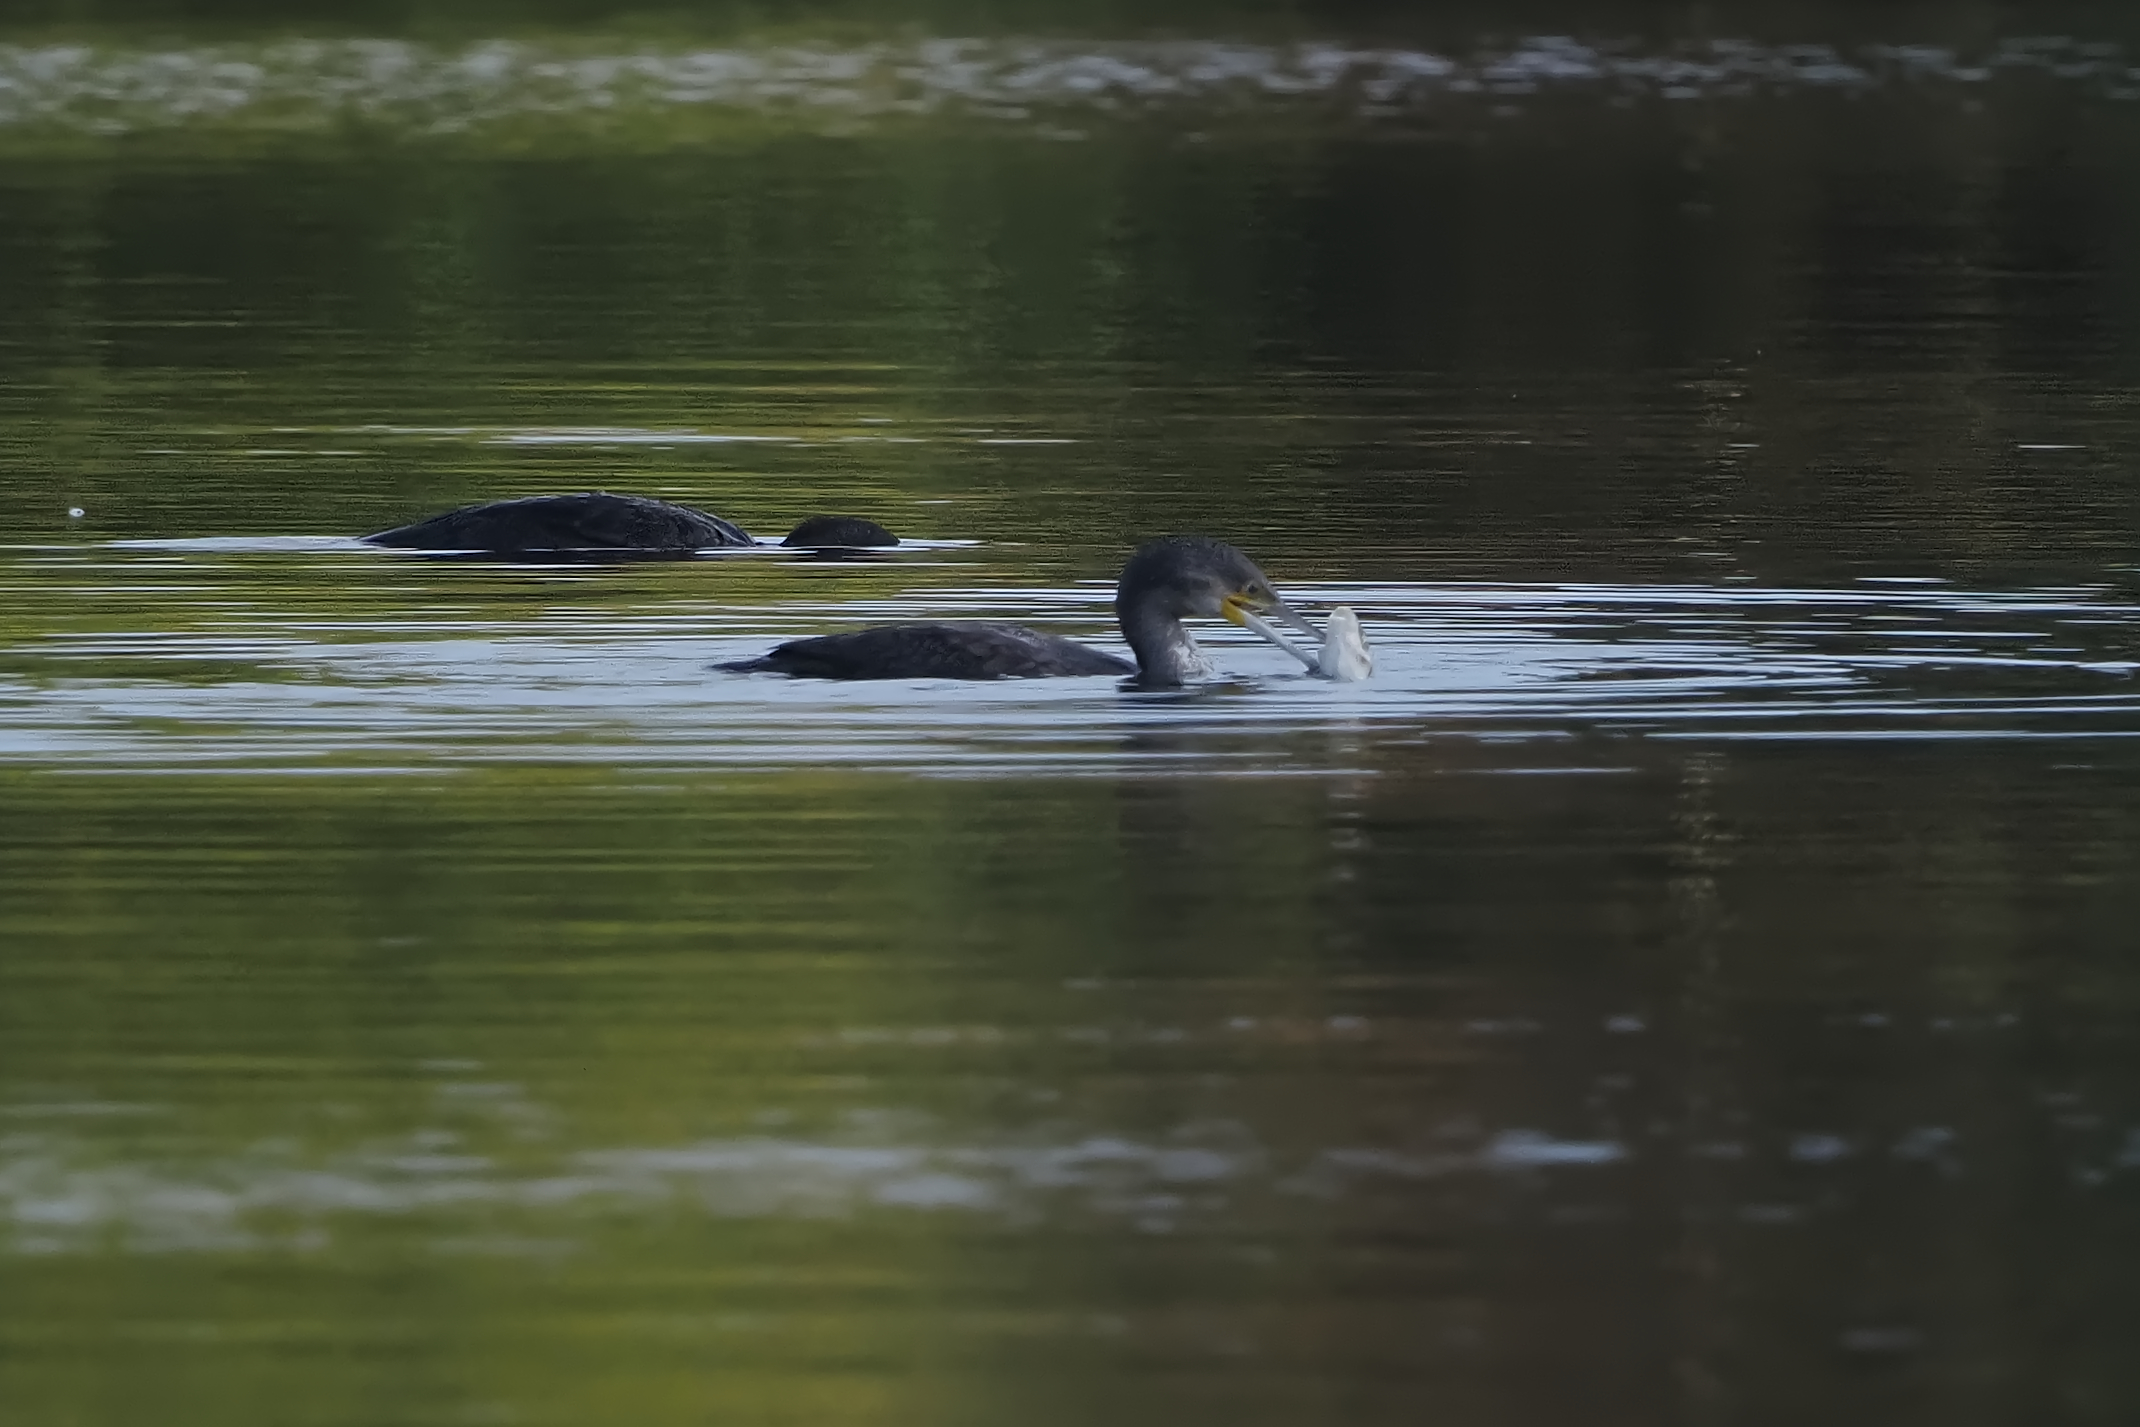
[732,623,1133,680]
[362,492,902,555]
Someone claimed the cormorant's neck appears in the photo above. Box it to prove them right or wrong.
[1119,602,1213,686]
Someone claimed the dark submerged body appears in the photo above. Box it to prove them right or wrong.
[362,493,902,555]
[730,622,1133,680]
[364,493,751,553]
[722,535,1289,685]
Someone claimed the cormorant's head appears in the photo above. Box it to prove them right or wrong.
[1116,535,1321,643]
[782,515,900,549]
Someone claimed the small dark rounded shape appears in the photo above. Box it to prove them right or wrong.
[363,493,752,554]
[782,515,899,548]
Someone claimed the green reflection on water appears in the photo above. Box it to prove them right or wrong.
[0,768,1357,1427]
[5,5,2140,1423]
[3,749,2140,1424]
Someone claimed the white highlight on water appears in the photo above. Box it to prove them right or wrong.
[0,34,2135,141]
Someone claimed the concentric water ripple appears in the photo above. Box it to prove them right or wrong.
[2,554,2134,775]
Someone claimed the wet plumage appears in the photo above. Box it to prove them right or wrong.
[734,621,1133,680]
[782,515,900,549]
[721,534,1314,686]
[363,493,751,553]
[361,492,904,555]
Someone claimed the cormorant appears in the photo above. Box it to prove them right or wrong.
[719,535,1324,685]
[781,515,900,549]
[361,492,899,554]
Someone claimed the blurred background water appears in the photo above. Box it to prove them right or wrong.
[4,2,2140,1425]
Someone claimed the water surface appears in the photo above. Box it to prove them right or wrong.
[5,7,2140,1425]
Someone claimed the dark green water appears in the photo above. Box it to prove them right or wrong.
[5,8,2140,1426]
